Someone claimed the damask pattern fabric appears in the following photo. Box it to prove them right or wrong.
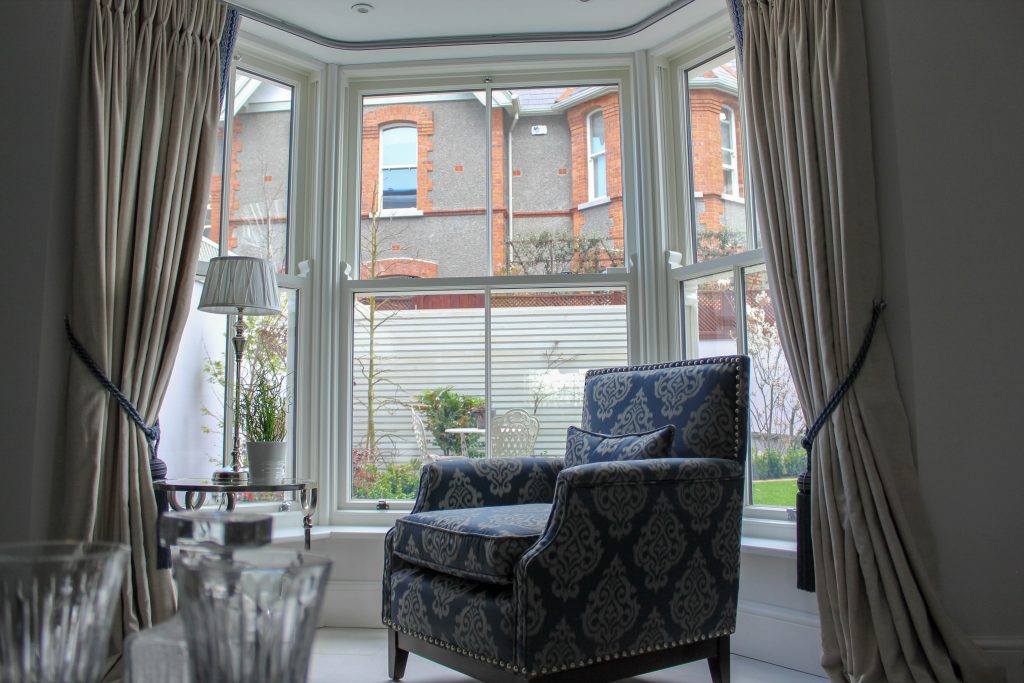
[582,358,749,462]
[564,425,675,467]
[388,566,516,665]
[383,358,750,678]
[393,504,552,584]
[413,457,563,513]
[515,458,743,674]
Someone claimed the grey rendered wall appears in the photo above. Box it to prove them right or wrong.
[862,0,1024,667]
[0,0,82,542]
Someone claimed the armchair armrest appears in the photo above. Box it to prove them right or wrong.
[411,457,565,513]
[514,457,744,676]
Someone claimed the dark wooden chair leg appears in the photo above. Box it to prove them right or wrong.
[708,635,730,683]
[388,628,409,681]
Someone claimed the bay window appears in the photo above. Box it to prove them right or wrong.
[672,47,803,517]
[341,74,633,509]
[160,53,311,508]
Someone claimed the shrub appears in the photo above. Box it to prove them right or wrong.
[752,448,784,480]
[783,446,806,477]
[414,387,485,457]
[352,459,422,500]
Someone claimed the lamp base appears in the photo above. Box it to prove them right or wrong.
[212,467,249,485]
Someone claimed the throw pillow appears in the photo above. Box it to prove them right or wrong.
[564,424,675,467]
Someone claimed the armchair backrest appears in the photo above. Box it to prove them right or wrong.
[581,355,749,462]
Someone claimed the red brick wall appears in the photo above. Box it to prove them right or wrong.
[360,257,438,279]
[491,108,507,273]
[361,105,434,215]
[566,93,624,251]
[689,88,744,234]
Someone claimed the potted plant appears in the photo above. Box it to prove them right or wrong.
[241,353,289,482]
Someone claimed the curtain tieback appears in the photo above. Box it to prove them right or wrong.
[64,317,162,460]
[796,300,886,591]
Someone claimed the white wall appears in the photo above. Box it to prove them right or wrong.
[0,0,82,542]
[862,0,1024,674]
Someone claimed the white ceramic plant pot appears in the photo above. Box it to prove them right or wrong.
[246,442,288,483]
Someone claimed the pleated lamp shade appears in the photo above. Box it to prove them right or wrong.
[199,256,281,316]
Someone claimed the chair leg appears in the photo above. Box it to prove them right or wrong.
[708,635,730,683]
[388,628,409,681]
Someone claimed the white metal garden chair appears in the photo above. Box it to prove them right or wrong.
[410,408,453,463]
[490,409,540,458]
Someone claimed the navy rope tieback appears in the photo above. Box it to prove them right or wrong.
[65,317,171,569]
[796,301,886,592]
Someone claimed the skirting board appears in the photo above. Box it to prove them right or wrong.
[733,599,823,676]
[972,637,1024,682]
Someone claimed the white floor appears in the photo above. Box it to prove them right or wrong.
[309,628,826,683]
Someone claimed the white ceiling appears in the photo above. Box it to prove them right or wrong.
[230,0,729,65]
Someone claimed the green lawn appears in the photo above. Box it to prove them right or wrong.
[752,477,797,507]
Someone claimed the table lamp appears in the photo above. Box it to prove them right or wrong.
[199,256,281,483]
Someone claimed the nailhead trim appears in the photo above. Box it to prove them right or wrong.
[387,617,736,680]
[584,357,746,460]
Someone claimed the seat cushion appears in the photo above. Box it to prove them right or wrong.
[564,424,675,467]
[393,503,551,585]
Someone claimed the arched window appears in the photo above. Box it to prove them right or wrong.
[720,105,737,196]
[587,110,607,200]
[380,125,417,209]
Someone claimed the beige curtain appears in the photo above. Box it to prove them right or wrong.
[739,0,1003,681]
[60,0,226,661]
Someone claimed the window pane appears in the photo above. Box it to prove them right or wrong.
[160,284,298,506]
[361,92,488,278]
[159,281,228,478]
[745,266,804,508]
[350,292,485,500]
[226,72,294,273]
[490,288,627,457]
[589,112,606,155]
[593,154,607,199]
[681,272,738,359]
[686,51,748,261]
[381,126,417,167]
[382,168,417,209]
[497,86,624,276]
[201,92,227,263]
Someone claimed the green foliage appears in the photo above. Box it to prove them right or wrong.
[241,361,288,442]
[352,459,422,500]
[506,231,623,275]
[697,228,746,261]
[752,444,806,480]
[413,387,485,457]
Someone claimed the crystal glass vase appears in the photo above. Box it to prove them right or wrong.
[0,541,129,683]
[175,548,331,683]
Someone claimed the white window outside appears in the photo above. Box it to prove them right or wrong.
[721,105,738,196]
[587,109,607,200]
[380,125,417,210]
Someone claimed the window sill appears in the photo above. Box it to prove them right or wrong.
[722,194,745,204]
[577,196,611,211]
[375,208,424,218]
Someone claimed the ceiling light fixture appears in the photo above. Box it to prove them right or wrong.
[351,3,373,14]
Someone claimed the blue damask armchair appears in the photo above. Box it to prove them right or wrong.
[383,356,749,682]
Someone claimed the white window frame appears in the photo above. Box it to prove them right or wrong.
[720,104,738,197]
[330,64,640,524]
[587,108,608,201]
[188,42,322,523]
[664,39,796,539]
[378,123,418,213]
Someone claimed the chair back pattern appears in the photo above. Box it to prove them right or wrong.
[581,356,749,462]
[491,409,540,458]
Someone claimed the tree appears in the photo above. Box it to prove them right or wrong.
[746,289,805,446]
[505,230,623,275]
